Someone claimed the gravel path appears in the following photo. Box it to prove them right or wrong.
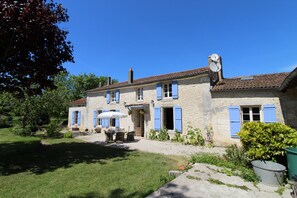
[75,133,226,156]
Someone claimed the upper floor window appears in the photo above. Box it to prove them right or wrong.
[163,83,172,98]
[137,88,143,101]
[242,107,260,123]
[111,91,116,102]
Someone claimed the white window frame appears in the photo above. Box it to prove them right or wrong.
[137,88,144,101]
[111,91,116,102]
[241,106,261,123]
[163,83,172,98]
[74,111,79,124]
[97,110,102,126]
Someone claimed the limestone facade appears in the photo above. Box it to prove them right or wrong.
[68,67,297,145]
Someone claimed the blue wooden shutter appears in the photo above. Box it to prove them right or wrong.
[93,110,97,127]
[77,111,81,126]
[229,106,241,138]
[172,81,178,99]
[174,106,182,132]
[263,104,276,123]
[105,110,110,128]
[115,109,120,127]
[156,83,162,101]
[101,110,106,128]
[116,90,120,103]
[71,111,75,125]
[154,107,161,130]
[106,91,110,104]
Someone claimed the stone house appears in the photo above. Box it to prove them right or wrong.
[68,57,297,145]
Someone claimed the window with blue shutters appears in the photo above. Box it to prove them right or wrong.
[72,111,81,126]
[156,83,162,100]
[154,107,161,130]
[172,81,178,99]
[263,104,276,123]
[106,91,110,104]
[174,106,182,132]
[229,106,241,138]
[115,90,120,103]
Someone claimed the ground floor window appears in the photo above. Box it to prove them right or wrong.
[241,106,260,123]
[97,110,102,126]
[163,107,174,130]
[74,111,79,124]
[72,111,81,126]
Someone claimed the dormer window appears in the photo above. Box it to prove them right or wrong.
[163,83,172,98]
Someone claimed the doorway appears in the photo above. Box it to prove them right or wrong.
[163,107,174,130]
[134,109,144,137]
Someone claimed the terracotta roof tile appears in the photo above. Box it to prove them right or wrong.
[212,72,290,91]
[70,98,86,106]
[87,67,209,92]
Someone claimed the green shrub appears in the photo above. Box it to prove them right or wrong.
[148,129,158,140]
[0,115,13,128]
[190,153,259,183]
[184,126,205,146]
[64,131,73,138]
[238,122,297,161]
[158,128,169,141]
[11,124,32,136]
[46,120,61,138]
[224,144,249,167]
[171,130,185,143]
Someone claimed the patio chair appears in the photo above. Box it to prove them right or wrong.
[115,132,125,142]
[104,131,114,142]
[126,131,135,142]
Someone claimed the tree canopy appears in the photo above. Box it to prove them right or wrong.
[0,0,74,95]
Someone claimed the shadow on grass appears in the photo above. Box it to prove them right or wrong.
[68,188,155,198]
[0,140,134,176]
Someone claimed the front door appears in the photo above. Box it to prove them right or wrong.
[134,110,144,137]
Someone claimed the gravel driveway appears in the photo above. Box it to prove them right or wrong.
[75,133,226,156]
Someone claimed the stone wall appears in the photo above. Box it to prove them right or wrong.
[210,89,285,146]
[85,74,211,137]
[279,86,297,129]
[68,106,87,130]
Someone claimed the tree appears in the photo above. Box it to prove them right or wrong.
[0,0,74,96]
[0,92,16,127]
[69,73,118,100]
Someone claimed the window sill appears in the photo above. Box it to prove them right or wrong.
[162,97,174,101]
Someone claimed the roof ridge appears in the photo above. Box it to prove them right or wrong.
[224,72,290,80]
[87,66,209,92]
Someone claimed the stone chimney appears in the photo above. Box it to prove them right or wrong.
[99,82,102,88]
[128,68,133,84]
[208,54,224,86]
[107,77,112,86]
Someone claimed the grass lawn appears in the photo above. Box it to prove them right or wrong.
[0,128,183,198]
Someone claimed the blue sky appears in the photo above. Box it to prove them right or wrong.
[56,0,297,82]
